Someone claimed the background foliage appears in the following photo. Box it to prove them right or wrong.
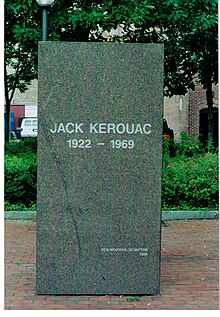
[4,139,37,210]
[4,138,219,211]
[162,152,218,210]
[5,0,218,143]
[4,1,219,211]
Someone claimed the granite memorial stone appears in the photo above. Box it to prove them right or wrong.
[37,42,164,295]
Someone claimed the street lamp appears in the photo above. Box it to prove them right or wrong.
[36,0,55,41]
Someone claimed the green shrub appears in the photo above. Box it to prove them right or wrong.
[5,138,37,156]
[4,137,218,211]
[162,152,219,210]
[4,153,37,207]
[174,132,206,158]
[4,201,37,211]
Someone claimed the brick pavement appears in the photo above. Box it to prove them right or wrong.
[4,220,219,310]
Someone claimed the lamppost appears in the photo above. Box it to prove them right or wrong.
[36,0,55,41]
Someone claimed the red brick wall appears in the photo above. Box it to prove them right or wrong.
[164,83,218,141]
[164,95,188,142]
[188,85,206,137]
[188,84,218,138]
[4,105,25,130]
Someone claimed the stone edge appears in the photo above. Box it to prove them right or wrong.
[4,210,219,221]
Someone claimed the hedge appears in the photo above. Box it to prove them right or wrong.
[4,138,219,211]
[162,153,219,210]
[4,139,37,209]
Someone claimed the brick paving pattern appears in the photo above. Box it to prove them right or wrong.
[5,219,219,310]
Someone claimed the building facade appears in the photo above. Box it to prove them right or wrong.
[164,83,218,143]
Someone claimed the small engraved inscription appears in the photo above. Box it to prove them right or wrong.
[101,247,148,257]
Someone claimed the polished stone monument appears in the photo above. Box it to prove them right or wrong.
[37,42,164,295]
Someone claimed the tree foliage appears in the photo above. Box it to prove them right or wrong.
[111,0,218,96]
[5,0,218,143]
[49,0,154,41]
[4,0,41,141]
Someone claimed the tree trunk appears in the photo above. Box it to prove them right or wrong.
[5,100,10,142]
[4,61,10,143]
[206,80,214,151]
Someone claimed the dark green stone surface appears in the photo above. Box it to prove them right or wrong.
[37,42,164,295]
